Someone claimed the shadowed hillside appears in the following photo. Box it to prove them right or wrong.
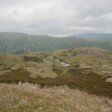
[0,32,112,54]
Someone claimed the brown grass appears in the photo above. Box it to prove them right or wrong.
[0,68,112,98]
[0,83,112,112]
[10,62,57,78]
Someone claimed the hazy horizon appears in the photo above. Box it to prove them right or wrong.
[0,31,112,37]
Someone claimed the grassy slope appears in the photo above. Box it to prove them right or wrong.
[0,48,112,98]
[0,52,57,78]
[0,53,23,66]
[0,65,112,98]
[0,83,112,112]
[52,47,112,75]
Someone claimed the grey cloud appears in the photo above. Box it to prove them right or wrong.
[0,0,112,36]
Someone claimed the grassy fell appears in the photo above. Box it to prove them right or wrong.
[0,68,112,98]
[0,83,112,112]
[0,48,112,99]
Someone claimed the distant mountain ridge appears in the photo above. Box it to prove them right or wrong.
[0,32,112,54]
[70,33,112,40]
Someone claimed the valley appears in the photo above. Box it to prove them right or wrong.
[0,46,112,112]
[1,0,112,111]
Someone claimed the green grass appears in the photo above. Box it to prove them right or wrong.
[52,65,64,76]
[23,56,43,63]
[0,61,3,65]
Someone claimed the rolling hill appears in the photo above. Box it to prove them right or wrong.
[0,32,112,54]
[70,33,112,40]
[0,47,112,98]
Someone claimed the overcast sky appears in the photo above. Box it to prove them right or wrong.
[0,0,112,36]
